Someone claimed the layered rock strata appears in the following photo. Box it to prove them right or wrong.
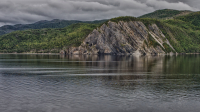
[64,21,175,55]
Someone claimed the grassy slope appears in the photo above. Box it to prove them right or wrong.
[158,20,200,53]
[176,11,200,26]
[139,9,192,19]
[0,23,98,53]
[139,9,200,53]
[156,11,200,53]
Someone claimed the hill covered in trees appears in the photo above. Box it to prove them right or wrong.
[139,9,192,19]
[0,19,106,36]
[1,9,200,54]
[0,23,99,53]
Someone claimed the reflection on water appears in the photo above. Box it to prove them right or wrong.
[0,54,200,112]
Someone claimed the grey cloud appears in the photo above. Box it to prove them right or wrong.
[0,0,199,26]
[146,0,198,11]
[71,0,121,7]
[136,0,200,10]
[162,0,200,9]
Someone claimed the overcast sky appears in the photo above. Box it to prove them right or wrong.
[0,0,199,26]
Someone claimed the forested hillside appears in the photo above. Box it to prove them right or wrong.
[176,12,200,26]
[0,23,99,53]
[139,9,192,19]
[0,19,106,35]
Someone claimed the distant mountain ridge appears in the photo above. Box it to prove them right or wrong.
[0,19,106,35]
[139,9,193,19]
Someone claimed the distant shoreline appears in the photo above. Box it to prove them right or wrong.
[0,53,60,55]
[0,53,200,55]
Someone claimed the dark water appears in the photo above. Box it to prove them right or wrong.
[0,54,200,112]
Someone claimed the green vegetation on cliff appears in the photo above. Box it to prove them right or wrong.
[158,21,200,53]
[106,13,200,53]
[138,9,200,53]
[1,9,200,54]
[0,23,98,53]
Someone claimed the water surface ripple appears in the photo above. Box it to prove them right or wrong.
[0,54,200,112]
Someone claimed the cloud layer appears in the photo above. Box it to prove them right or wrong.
[0,0,199,26]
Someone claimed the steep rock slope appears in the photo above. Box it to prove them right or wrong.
[67,21,175,55]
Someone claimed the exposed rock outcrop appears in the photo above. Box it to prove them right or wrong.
[65,21,175,55]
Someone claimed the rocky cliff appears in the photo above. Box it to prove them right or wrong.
[65,21,175,55]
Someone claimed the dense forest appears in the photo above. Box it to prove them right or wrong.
[0,23,99,53]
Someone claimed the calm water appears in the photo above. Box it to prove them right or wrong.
[0,54,200,112]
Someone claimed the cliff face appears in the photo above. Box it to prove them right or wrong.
[66,21,175,55]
